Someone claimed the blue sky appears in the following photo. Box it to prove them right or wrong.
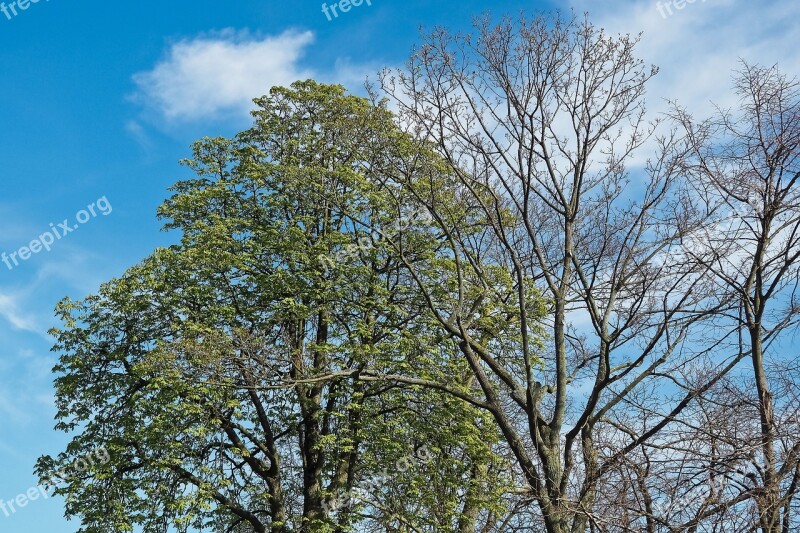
[0,0,798,530]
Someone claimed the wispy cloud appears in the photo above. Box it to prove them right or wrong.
[0,293,37,332]
[569,0,800,117]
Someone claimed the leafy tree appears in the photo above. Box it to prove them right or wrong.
[38,81,510,533]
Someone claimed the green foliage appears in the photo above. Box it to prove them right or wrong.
[40,81,525,532]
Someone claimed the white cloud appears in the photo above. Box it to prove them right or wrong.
[125,120,152,150]
[329,57,383,91]
[0,293,37,332]
[133,29,316,122]
[568,0,800,119]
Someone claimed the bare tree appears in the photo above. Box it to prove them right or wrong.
[673,62,800,533]
[376,12,742,533]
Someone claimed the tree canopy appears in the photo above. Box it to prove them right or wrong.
[39,12,800,533]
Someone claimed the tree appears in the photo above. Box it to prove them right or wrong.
[670,63,800,533]
[38,81,506,533]
[38,13,800,533]
[378,12,742,532]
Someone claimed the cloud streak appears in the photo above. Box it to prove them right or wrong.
[0,293,37,332]
[569,0,800,117]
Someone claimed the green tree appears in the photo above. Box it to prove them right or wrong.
[38,81,509,532]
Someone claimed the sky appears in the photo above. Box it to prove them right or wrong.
[0,0,798,530]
